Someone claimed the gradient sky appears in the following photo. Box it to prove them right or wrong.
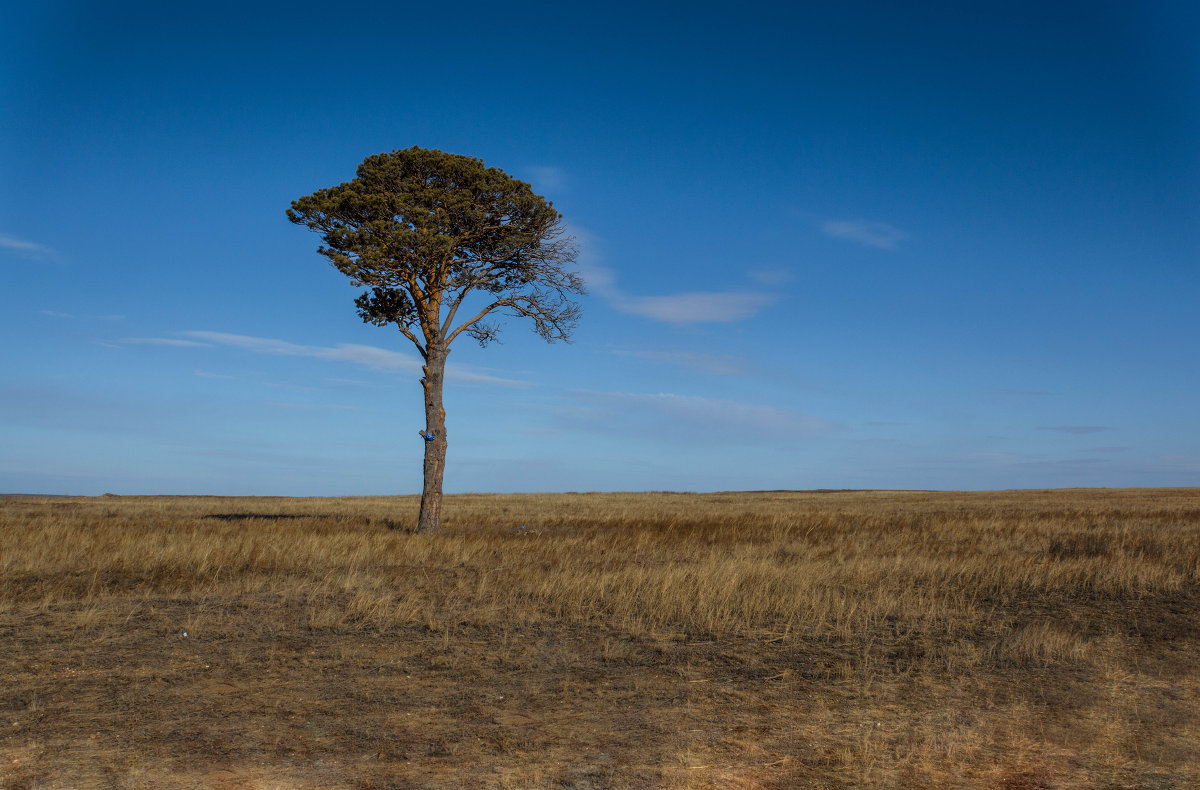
[2,1,1197,495]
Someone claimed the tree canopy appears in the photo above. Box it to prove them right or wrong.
[287,146,583,356]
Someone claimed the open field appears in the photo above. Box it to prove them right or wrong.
[2,488,1198,789]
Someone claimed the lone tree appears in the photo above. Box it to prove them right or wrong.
[288,147,582,534]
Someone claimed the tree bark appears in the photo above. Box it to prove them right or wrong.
[416,348,447,534]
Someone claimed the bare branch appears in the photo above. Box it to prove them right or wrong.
[439,283,474,339]
[397,324,427,359]
[446,299,505,346]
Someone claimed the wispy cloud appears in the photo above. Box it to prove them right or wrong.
[574,228,777,324]
[749,268,794,287]
[194,370,234,379]
[1157,454,1200,472]
[577,260,618,296]
[42,310,125,321]
[612,350,750,376]
[568,389,836,442]
[821,219,907,250]
[614,292,776,323]
[1037,425,1112,435]
[177,331,527,386]
[1,233,58,261]
[522,165,569,193]
[121,337,213,348]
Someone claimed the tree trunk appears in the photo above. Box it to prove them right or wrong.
[416,349,447,534]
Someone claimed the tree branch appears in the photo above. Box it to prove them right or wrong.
[446,299,506,346]
[440,284,474,339]
[397,324,427,359]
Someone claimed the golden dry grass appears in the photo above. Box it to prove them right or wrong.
[1,488,1198,789]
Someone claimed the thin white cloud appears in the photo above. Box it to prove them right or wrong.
[749,268,794,287]
[572,228,619,297]
[573,228,777,324]
[615,292,776,323]
[961,452,1024,465]
[263,380,319,392]
[1157,454,1200,472]
[522,165,569,193]
[0,233,57,261]
[1037,426,1112,435]
[612,350,750,376]
[121,337,213,348]
[179,331,527,386]
[194,370,234,379]
[578,262,615,295]
[42,310,125,321]
[821,219,907,250]
[570,389,836,438]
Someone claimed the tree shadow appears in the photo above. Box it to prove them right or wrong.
[202,513,409,531]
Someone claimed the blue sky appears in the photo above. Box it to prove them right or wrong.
[2,1,1197,495]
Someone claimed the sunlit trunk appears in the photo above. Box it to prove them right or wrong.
[416,348,447,534]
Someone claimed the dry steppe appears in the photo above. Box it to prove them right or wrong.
[2,488,1198,789]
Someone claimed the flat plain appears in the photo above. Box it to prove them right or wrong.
[2,488,1198,789]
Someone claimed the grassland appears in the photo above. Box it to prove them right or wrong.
[1,488,1198,789]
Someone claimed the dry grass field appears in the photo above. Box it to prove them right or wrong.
[1,488,1198,789]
